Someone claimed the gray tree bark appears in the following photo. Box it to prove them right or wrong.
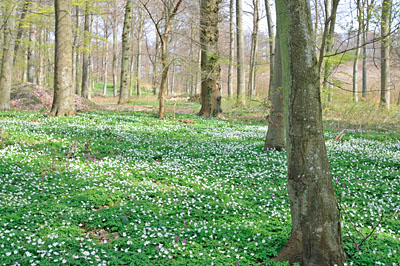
[380,0,391,109]
[228,0,235,98]
[27,24,36,83]
[248,0,259,99]
[136,10,144,97]
[264,0,274,95]
[51,0,75,116]
[13,0,30,68]
[264,31,284,151]
[352,0,362,103]
[236,0,246,105]
[198,0,223,117]
[118,0,133,104]
[0,3,16,110]
[112,0,119,97]
[274,0,346,265]
[81,2,90,99]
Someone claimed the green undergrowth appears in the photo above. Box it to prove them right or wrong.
[0,110,398,266]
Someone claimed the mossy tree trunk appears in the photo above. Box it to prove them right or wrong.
[274,0,346,265]
[118,0,133,104]
[198,0,223,118]
[51,0,75,116]
[0,1,16,110]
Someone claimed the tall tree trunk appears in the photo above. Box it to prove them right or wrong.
[248,0,259,99]
[27,25,36,83]
[158,37,168,119]
[380,0,391,109]
[353,0,362,103]
[112,0,118,97]
[118,0,133,104]
[136,10,144,97]
[362,25,368,98]
[228,0,235,98]
[264,31,284,151]
[236,0,246,105]
[81,2,90,99]
[74,5,81,95]
[37,27,44,86]
[321,0,339,103]
[264,0,274,96]
[52,0,75,116]
[195,48,202,95]
[0,3,16,110]
[274,0,346,264]
[103,38,109,95]
[13,0,30,68]
[198,0,222,117]
[152,34,160,95]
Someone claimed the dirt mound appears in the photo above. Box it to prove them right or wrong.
[11,82,97,112]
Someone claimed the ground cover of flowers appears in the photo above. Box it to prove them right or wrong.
[0,111,399,266]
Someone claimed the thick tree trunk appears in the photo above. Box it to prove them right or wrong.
[118,0,133,104]
[0,3,16,110]
[27,25,36,83]
[228,0,234,98]
[52,0,75,116]
[274,0,346,265]
[264,0,274,95]
[198,0,222,118]
[248,0,259,99]
[236,0,246,105]
[264,32,284,151]
[81,3,90,99]
[136,11,144,97]
[380,0,391,109]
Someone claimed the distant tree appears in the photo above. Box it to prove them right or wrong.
[0,1,16,110]
[198,0,223,117]
[141,0,184,119]
[51,0,75,116]
[274,0,346,264]
[380,0,392,109]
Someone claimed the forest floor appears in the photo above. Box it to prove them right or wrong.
[0,109,399,265]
